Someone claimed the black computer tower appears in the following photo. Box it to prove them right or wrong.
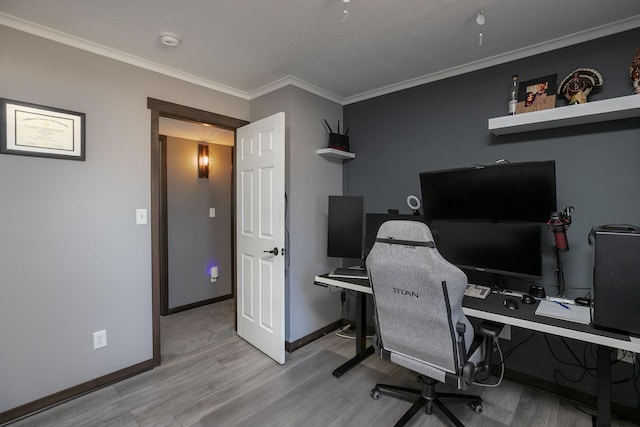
[591,225,640,336]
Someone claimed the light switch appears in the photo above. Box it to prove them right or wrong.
[136,209,147,225]
[209,208,216,218]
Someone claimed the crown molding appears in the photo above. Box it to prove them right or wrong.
[343,15,640,105]
[0,13,251,100]
[3,12,639,107]
[248,75,343,104]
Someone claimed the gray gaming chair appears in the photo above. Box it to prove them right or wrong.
[366,220,502,427]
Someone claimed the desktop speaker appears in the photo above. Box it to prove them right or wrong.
[591,225,640,337]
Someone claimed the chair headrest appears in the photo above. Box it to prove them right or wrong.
[375,220,435,246]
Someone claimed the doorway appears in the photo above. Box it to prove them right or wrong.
[148,98,249,366]
[159,130,233,315]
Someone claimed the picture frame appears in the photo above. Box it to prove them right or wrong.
[516,74,557,114]
[1,98,86,161]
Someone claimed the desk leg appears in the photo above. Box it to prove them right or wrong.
[332,292,374,378]
[594,345,612,427]
[355,292,367,354]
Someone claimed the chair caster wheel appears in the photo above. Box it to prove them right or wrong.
[370,388,381,400]
[470,401,483,414]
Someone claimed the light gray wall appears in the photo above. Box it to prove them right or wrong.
[251,86,344,342]
[344,27,640,408]
[167,138,233,309]
[0,26,248,412]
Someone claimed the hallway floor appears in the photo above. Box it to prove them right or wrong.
[160,298,235,363]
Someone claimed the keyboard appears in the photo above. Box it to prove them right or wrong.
[465,284,491,299]
[329,268,368,279]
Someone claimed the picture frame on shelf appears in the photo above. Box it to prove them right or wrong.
[516,74,557,114]
[1,98,86,161]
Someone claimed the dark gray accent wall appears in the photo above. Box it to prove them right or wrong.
[167,138,233,309]
[345,27,640,295]
[344,27,640,411]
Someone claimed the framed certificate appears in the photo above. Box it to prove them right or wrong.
[1,98,86,161]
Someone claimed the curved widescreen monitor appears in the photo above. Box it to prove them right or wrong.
[431,220,542,280]
[419,161,557,223]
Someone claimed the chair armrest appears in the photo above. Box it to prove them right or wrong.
[455,322,467,370]
[472,321,505,382]
[460,321,505,385]
[478,320,504,338]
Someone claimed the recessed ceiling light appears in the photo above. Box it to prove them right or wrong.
[159,32,181,47]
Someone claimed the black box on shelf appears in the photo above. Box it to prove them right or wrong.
[328,133,350,151]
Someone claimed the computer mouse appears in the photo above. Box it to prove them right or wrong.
[521,294,536,305]
[503,298,519,310]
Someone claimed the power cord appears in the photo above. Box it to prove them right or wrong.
[500,329,536,362]
[473,339,505,388]
[334,324,374,340]
[329,288,375,339]
[543,334,640,421]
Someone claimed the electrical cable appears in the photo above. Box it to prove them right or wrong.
[602,353,640,421]
[554,335,595,371]
[473,340,505,388]
[500,330,536,362]
[330,287,376,339]
[504,275,591,295]
[342,0,349,22]
[610,353,638,384]
[543,335,597,392]
[542,334,640,422]
[285,192,290,271]
[334,324,374,340]
[327,285,345,295]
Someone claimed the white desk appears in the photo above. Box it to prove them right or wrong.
[314,274,640,427]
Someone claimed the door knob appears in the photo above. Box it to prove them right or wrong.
[264,247,279,256]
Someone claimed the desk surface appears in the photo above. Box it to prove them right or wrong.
[315,274,372,293]
[314,274,640,353]
[464,293,640,353]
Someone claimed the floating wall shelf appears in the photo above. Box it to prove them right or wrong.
[488,95,640,135]
[316,148,355,160]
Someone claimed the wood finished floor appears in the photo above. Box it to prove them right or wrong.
[9,331,639,427]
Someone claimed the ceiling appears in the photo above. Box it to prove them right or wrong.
[159,117,235,146]
[1,1,640,105]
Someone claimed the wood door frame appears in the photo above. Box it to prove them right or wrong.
[148,97,249,366]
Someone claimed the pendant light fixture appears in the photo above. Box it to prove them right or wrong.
[476,9,485,46]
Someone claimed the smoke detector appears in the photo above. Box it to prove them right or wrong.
[159,32,181,47]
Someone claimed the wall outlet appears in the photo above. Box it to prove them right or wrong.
[93,330,107,349]
[618,349,636,364]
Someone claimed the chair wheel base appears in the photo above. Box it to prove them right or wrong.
[470,401,483,414]
[370,387,381,400]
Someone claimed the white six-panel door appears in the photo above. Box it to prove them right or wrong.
[236,112,285,364]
